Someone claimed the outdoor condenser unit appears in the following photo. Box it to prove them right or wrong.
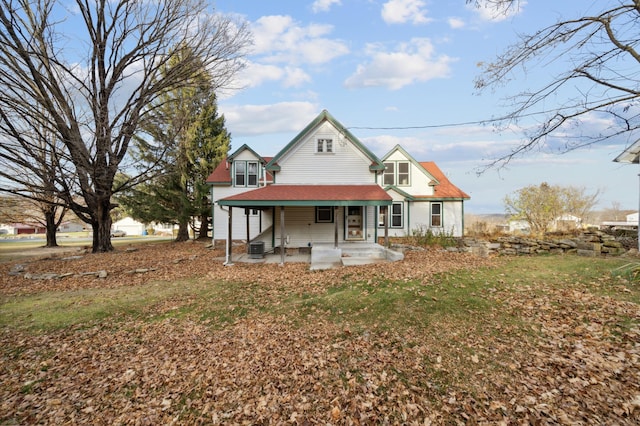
[248,241,265,259]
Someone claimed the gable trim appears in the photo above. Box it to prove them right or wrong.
[265,110,385,172]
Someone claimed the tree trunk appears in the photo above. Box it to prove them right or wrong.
[176,220,190,242]
[197,214,209,240]
[44,208,58,248]
[91,198,114,253]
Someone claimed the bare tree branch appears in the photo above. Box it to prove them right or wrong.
[0,0,250,252]
[475,1,640,167]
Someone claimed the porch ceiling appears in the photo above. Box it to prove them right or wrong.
[217,184,393,207]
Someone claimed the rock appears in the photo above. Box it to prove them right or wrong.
[577,249,598,257]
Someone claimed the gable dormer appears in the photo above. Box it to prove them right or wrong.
[380,145,439,193]
[206,144,272,187]
[265,110,385,185]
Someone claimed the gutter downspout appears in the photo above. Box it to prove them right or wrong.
[280,206,285,265]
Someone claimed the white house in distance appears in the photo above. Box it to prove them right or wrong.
[207,110,469,258]
[111,216,176,236]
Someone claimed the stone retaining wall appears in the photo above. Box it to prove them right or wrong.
[459,230,636,257]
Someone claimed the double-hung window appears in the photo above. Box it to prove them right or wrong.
[430,202,442,227]
[383,161,410,186]
[378,203,403,228]
[397,162,409,186]
[235,161,259,187]
[235,162,245,186]
[383,162,395,185]
[247,162,258,186]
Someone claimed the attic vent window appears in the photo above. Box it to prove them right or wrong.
[317,138,333,153]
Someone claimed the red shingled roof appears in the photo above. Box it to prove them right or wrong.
[419,162,470,199]
[219,184,392,204]
[206,157,274,185]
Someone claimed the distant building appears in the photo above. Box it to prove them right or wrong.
[553,214,582,232]
[601,211,639,230]
[58,221,85,233]
[111,217,177,236]
[0,223,46,235]
[508,220,530,234]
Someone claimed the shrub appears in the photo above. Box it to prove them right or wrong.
[410,224,458,248]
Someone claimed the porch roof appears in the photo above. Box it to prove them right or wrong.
[217,184,393,207]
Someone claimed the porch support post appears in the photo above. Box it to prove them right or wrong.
[225,207,234,266]
[334,206,339,249]
[384,205,389,248]
[245,208,250,246]
[280,206,285,265]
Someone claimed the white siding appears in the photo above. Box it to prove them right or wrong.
[266,206,379,248]
[235,150,263,161]
[442,201,464,236]
[275,123,377,184]
[380,150,435,196]
[408,200,464,237]
[213,204,271,242]
[377,196,465,238]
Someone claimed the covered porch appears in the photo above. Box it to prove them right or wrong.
[231,241,404,270]
[217,184,395,266]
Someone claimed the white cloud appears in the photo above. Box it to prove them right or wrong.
[344,38,455,90]
[220,102,319,136]
[312,0,341,13]
[381,0,432,25]
[447,17,465,29]
[251,15,349,65]
[229,61,312,91]
[471,0,526,22]
[236,62,285,88]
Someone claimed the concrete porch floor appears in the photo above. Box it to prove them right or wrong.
[229,242,403,270]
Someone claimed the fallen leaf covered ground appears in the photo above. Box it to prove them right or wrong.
[0,241,639,424]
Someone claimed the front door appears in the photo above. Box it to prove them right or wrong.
[346,206,363,240]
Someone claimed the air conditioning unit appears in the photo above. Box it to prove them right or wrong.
[248,241,265,259]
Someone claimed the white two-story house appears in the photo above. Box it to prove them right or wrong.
[207,110,469,261]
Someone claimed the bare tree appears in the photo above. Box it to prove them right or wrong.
[473,1,640,164]
[0,111,71,246]
[0,0,250,252]
[505,183,599,235]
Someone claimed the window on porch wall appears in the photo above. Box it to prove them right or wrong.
[315,206,334,223]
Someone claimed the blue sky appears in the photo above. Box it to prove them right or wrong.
[212,0,639,214]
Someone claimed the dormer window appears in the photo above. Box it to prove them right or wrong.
[317,138,333,153]
[234,161,259,187]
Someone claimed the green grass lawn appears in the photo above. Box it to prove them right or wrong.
[0,234,173,262]
[1,253,638,424]
[2,254,637,335]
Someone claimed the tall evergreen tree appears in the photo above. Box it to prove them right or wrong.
[187,101,231,239]
[118,49,230,241]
